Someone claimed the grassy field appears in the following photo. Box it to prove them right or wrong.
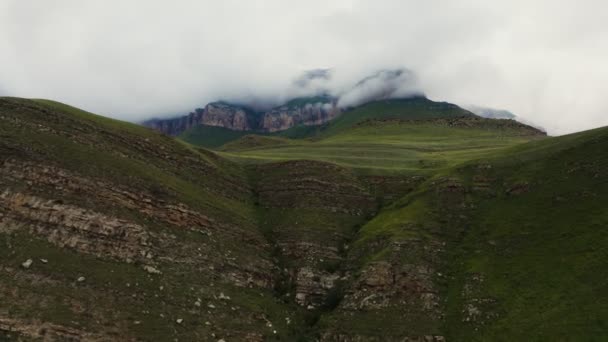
[178,97,544,175]
[219,119,544,174]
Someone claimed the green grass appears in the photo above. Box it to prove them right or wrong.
[317,97,474,136]
[177,97,475,149]
[179,125,252,148]
[0,97,308,341]
[220,135,293,151]
[329,125,608,340]
[439,126,608,340]
[219,119,543,175]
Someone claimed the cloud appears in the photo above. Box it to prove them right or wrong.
[337,69,423,108]
[292,69,332,89]
[0,0,607,134]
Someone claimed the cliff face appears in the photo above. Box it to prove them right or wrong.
[143,99,341,136]
[143,108,205,136]
[201,102,253,131]
[262,103,341,132]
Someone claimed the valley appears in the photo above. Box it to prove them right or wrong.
[0,96,606,341]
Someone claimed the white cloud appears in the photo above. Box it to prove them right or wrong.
[337,69,422,108]
[0,0,607,135]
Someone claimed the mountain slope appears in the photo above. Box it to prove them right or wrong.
[441,126,608,340]
[1,96,606,341]
[317,97,473,136]
[177,97,487,149]
[317,125,608,340]
[0,97,307,341]
[220,115,545,174]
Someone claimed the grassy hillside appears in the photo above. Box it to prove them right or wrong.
[318,97,474,136]
[220,135,293,151]
[0,97,309,341]
[177,97,477,149]
[179,124,252,148]
[440,126,608,340]
[1,96,606,341]
[220,117,545,175]
[179,122,324,148]
[317,126,608,340]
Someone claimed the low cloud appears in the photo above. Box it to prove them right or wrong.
[1,0,607,135]
[221,68,422,111]
[337,69,422,108]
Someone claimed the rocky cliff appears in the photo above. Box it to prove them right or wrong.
[261,102,341,133]
[142,102,253,136]
[143,98,341,136]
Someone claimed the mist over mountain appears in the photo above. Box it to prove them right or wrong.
[150,68,423,120]
[292,69,333,90]
[465,105,516,120]
[465,105,547,133]
[337,69,423,108]
[2,1,608,135]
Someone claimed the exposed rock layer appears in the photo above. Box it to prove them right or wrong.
[144,100,341,135]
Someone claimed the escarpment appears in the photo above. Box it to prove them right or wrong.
[144,99,340,135]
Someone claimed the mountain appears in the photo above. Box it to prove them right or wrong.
[142,102,259,135]
[177,97,488,149]
[143,96,341,136]
[1,96,606,341]
[142,69,421,137]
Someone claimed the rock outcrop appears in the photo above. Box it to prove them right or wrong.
[201,102,253,131]
[143,102,254,136]
[143,99,341,135]
[142,108,206,136]
[261,102,341,132]
[254,160,377,309]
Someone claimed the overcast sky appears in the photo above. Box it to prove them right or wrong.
[1,0,607,135]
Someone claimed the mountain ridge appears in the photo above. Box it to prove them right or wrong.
[142,68,425,136]
[143,96,342,136]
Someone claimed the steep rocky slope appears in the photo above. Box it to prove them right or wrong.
[253,161,378,310]
[0,98,302,341]
[261,101,341,133]
[143,97,340,136]
[142,102,256,135]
